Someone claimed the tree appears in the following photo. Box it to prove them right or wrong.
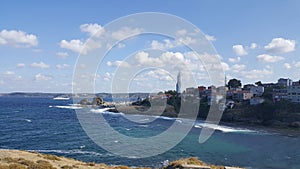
[228,78,242,89]
[164,90,177,96]
[255,81,263,86]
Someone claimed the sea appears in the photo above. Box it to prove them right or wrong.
[0,95,299,169]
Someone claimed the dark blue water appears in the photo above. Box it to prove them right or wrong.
[0,96,299,169]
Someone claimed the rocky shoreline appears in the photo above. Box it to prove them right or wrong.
[0,150,243,169]
[77,97,300,137]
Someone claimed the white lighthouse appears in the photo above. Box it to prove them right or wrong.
[176,71,181,94]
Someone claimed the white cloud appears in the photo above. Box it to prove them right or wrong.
[80,23,105,37]
[60,39,85,54]
[0,29,38,47]
[117,43,125,48]
[257,54,284,63]
[106,60,130,68]
[295,62,300,68]
[205,34,216,41]
[61,24,141,54]
[150,39,175,50]
[60,23,106,54]
[250,43,257,49]
[233,45,248,56]
[146,70,173,81]
[284,63,291,69]
[231,64,246,73]
[150,36,197,50]
[264,37,296,53]
[35,73,52,81]
[221,62,230,71]
[16,63,25,68]
[56,64,71,69]
[135,51,163,66]
[134,51,201,72]
[178,36,197,45]
[176,29,187,36]
[103,72,113,81]
[56,52,69,58]
[241,69,273,79]
[111,27,142,40]
[228,57,241,63]
[4,71,15,76]
[31,62,50,69]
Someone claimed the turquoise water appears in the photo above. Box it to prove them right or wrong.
[0,95,299,169]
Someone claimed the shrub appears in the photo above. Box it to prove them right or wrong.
[0,164,9,169]
[18,158,35,166]
[61,165,73,169]
[42,154,61,161]
[114,166,131,169]
[2,157,18,163]
[86,162,95,166]
[8,164,26,169]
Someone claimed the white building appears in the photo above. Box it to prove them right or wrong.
[287,83,300,103]
[232,91,253,102]
[250,86,264,96]
[277,78,293,87]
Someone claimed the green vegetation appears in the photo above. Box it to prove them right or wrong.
[166,95,181,113]
[228,78,242,89]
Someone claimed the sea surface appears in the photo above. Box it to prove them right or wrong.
[0,95,299,169]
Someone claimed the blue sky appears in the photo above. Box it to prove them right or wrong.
[1,0,300,93]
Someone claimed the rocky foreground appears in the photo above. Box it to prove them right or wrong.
[0,150,243,169]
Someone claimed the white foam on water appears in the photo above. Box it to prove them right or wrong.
[154,116,176,121]
[90,108,112,113]
[139,124,149,128]
[90,108,124,116]
[55,105,83,110]
[24,119,32,123]
[28,149,113,157]
[53,97,70,100]
[194,123,256,133]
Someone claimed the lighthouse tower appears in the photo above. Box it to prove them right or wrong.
[176,71,181,94]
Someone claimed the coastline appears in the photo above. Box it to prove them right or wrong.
[106,105,300,137]
[0,149,243,169]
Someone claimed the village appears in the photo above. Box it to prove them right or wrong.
[182,78,300,107]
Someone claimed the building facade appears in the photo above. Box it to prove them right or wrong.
[277,78,293,87]
[287,83,300,103]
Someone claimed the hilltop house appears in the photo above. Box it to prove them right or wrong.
[232,91,253,102]
[277,78,293,87]
[287,81,300,103]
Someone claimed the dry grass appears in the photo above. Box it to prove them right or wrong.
[0,150,243,169]
[166,157,226,169]
[0,156,57,169]
[0,163,27,169]
[39,154,61,161]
